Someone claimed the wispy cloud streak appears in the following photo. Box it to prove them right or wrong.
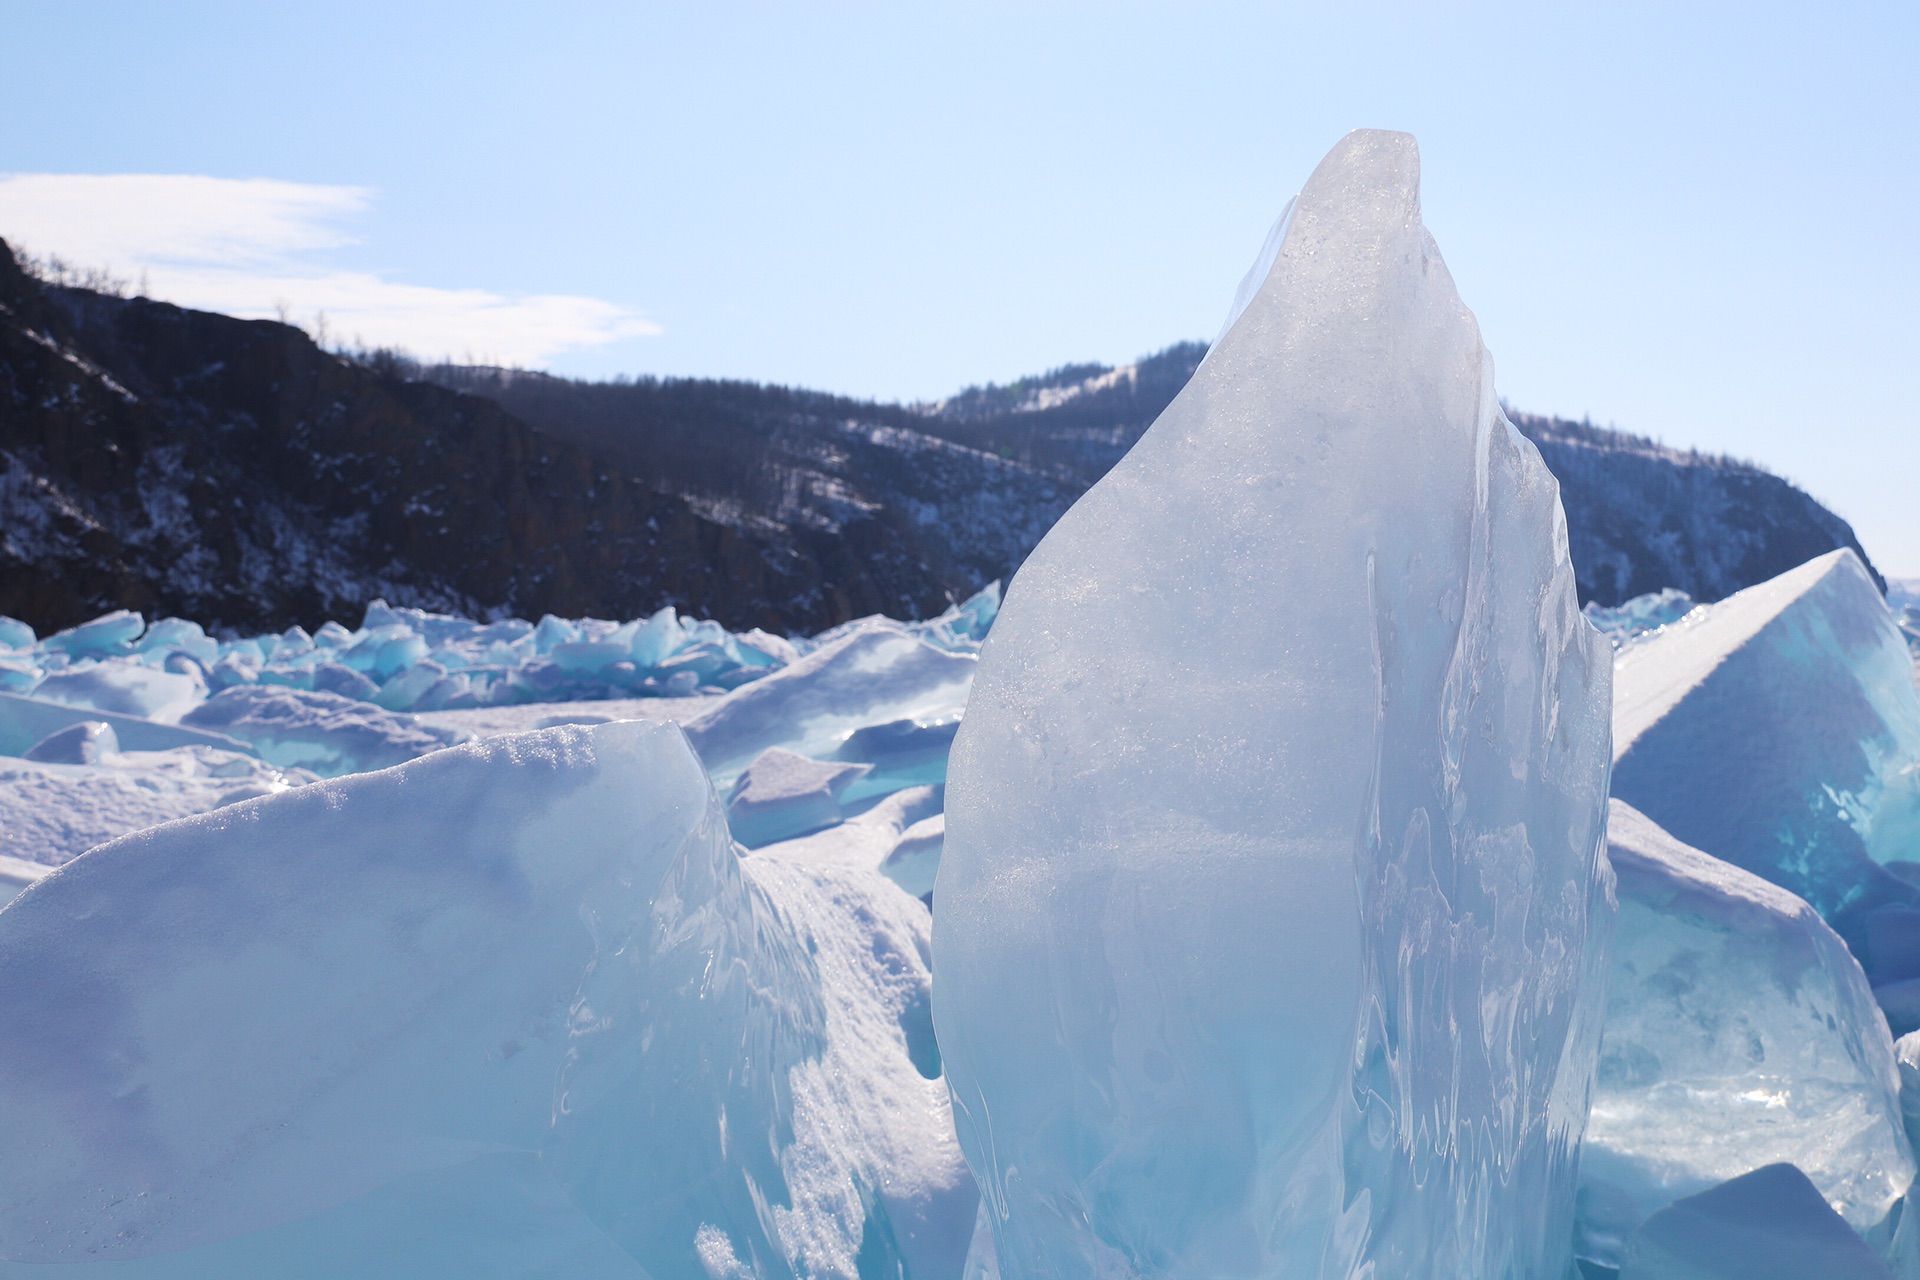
[0,173,658,365]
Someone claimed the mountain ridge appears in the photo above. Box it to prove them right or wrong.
[0,237,1882,637]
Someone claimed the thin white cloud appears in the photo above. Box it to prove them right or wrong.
[0,173,659,366]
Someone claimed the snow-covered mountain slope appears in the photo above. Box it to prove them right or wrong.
[1509,411,1884,606]
[0,240,1000,638]
[2,232,1879,640]
[446,350,1878,617]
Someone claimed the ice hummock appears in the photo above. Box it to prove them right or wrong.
[179,685,465,778]
[934,130,1614,1278]
[1610,549,1920,936]
[0,583,1000,737]
[0,720,973,1276]
[1579,800,1912,1269]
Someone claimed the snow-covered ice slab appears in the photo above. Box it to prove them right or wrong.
[1579,801,1912,1269]
[0,690,251,758]
[0,720,971,1277]
[413,692,727,740]
[29,661,206,722]
[0,747,311,902]
[724,746,872,848]
[683,626,973,790]
[935,130,1614,1279]
[1610,549,1920,934]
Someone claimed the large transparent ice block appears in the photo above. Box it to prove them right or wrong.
[933,130,1614,1279]
[1579,800,1912,1269]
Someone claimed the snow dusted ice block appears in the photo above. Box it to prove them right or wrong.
[0,690,250,758]
[1579,801,1912,1269]
[1611,549,1920,933]
[0,721,973,1277]
[684,626,974,789]
[724,746,873,847]
[935,130,1614,1278]
[0,747,312,898]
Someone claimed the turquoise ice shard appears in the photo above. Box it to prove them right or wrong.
[933,130,1615,1278]
[1609,548,1920,936]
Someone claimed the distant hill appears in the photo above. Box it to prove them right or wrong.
[0,240,954,635]
[1505,411,1883,605]
[0,236,1881,636]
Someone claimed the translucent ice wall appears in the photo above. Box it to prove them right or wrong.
[1580,801,1912,1269]
[933,130,1615,1279]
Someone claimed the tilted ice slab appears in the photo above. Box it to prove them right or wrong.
[934,130,1614,1278]
[0,721,972,1277]
[683,626,974,791]
[0,690,251,758]
[180,685,464,779]
[1579,801,1912,1269]
[1611,549,1920,936]
[1616,1163,1896,1280]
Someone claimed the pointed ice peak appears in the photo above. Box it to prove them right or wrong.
[936,129,1610,1278]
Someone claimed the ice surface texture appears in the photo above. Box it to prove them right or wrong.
[0,721,972,1277]
[1580,801,1912,1268]
[934,130,1614,1278]
[1610,550,1920,936]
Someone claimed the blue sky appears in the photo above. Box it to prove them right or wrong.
[3,2,1915,574]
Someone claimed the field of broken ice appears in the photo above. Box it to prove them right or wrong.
[7,129,1920,1278]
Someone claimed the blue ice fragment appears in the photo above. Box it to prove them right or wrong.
[134,618,220,665]
[550,640,630,675]
[22,720,119,764]
[312,663,380,702]
[44,610,144,657]
[531,615,579,655]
